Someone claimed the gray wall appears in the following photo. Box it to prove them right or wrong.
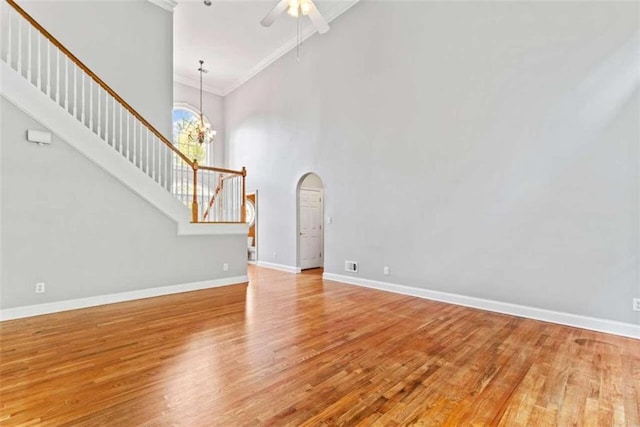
[19,0,173,138]
[173,82,225,167]
[225,1,640,323]
[0,99,246,309]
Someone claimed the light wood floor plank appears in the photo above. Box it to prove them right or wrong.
[1,266,639,425]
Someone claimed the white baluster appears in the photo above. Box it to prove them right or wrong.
[140,128,145,173]
[149,135,154,181]
[73,65,77,118]
[126,112,131,162]
[97,88,101,138]
[161,144,166,188]
[112,99,117,151]
[161,140,166,187]
[26,24,31,81]
[36,32,41,90]
[17,18,22,75]
[138,126,142,170]
[157,139,161,185]
[203,171,206,219]
[161,142,165,188]
[184,162,188,205]
[144,130,149,175]
[81,73,85,125]
[133,119,137,166]
[158,140,163,188]
[177,159,181,201]
[158,139,161,184]
[148,130,152,175]
[206,171,216,221]
[64,58,68,110]
[6,10,12,66]
[130,119,135,164]
[46,40,51,96]
[89,80,93,131]
[104,92,109,143]
[55,49,60,103]
[120,108,124,157]
[153,137,163,184]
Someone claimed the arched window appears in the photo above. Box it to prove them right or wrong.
[171,104,216,208]
[172,104,214,166]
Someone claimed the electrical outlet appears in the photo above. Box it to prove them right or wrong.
[345,260,358,273]
[633,298,640,312]
[223,263,229,271]
[383,266,390,276]
[273,252,277,260]
[35,282,45,293]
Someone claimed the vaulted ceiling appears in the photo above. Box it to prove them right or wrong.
[173,0,359,96]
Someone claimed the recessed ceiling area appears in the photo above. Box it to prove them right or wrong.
[173,0,358,96]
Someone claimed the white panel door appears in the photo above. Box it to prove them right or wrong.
[300,189,323,269]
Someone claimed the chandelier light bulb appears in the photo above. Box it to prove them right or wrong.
[287,0,299,17]
[300,0,311,16]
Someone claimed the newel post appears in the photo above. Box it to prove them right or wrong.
[241,166,247,223]
[191,160,199,223]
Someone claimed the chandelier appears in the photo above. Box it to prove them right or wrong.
[189,60,215,145]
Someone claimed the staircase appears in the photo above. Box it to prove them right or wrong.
[0,0,246,230]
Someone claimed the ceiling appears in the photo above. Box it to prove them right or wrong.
[173,0,359,96]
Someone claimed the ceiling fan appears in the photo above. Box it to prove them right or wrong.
[260,0,330,34]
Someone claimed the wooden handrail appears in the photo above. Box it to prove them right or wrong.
[198,165,245,175]
[5,0,194,167]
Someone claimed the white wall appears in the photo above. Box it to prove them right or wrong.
[0,99,246,309]
[19,0,173,138]
[225,1,640,324]
[173,82,225,167]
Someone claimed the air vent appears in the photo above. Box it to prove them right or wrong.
[345,260,358,273]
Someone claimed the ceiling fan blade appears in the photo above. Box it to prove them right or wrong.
[261,0,289,27]
[306,0,329,34]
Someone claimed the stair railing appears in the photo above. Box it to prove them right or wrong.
[0,0,246,224]
[202,174,225,222]
[199,169,248,222]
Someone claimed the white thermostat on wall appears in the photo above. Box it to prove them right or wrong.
[27,130,52,145]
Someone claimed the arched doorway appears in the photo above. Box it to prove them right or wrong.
[297,173,324,271]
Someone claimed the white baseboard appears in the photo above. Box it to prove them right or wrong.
[0,275,248,321]
[323,273,640,340]
[257,261,301,274]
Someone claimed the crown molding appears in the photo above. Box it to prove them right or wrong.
[148,0,178,13]
[222,0,361,96]
[174,74,226,97]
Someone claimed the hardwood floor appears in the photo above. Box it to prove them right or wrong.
[1,266,639,426]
